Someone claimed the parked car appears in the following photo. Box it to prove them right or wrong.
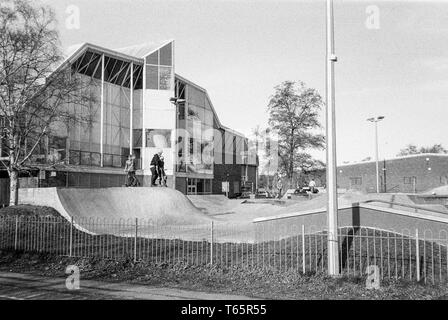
[256,190,271,198]
[298,186,319,194]
[236,191,251,199]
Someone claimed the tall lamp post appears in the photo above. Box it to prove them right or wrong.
[367,116,385,193]
[326,0,339,277]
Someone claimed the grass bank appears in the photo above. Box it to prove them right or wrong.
[1,250,447,300]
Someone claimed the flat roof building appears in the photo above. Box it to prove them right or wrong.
[337,154,448,193]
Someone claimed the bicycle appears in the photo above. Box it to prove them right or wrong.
[125,172,140,187]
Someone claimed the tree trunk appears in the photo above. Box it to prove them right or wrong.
[9,169,19,206]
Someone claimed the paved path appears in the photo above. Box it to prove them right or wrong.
[0,272,254,300]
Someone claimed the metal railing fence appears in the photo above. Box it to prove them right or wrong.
[1,215,447,284]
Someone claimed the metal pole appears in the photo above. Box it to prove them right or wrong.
[129,62,134,154]
[173,101,178,190]
[210,221,214,265]
[413,176,417,194]
[326,0,340,277]
[416,229,420,282]
[100,54,105,167]
[134,218,138,263]
[375,121,379,193]
[302,225,306,274]
[69,216,73,257]
[14,216,18,250]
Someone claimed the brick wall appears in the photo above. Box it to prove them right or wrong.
[337,154,448,193]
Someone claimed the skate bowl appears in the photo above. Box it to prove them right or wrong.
[19,187,211,227]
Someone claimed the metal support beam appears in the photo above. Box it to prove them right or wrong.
[100,54,105,167]
[326,0,340,277]
[130,62,134,154]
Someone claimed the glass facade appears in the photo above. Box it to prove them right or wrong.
[65,74,137,168]
[174,81,214,176]
[33,50,144,169]
[145,43,173,90]
[103,81,131,167]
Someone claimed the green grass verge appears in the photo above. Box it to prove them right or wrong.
[1,250,448,300]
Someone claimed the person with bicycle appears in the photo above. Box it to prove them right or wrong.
[158,155,167,187]
[124,154,139,187]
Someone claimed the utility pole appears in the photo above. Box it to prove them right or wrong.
[374,120,379,193]
[367,116,385,193]
[326,0,340,277]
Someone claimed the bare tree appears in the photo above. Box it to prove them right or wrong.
[0,0,91,205]
[267,81,324,187]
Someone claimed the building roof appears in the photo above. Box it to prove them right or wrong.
[339,153,448,168]
[115,40,173,59]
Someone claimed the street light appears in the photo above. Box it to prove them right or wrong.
[367,116,385,193]
[326,0,339,277]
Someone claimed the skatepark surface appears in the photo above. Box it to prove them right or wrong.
[18,187,448,242]
[425,185,448,196]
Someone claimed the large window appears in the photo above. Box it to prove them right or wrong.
[146,129,171,148]
[133,129,142,148]
[66,74,132,169]
[145,43,173,90]
[146,65,158,90]
[186,178,212,195]
[175,80,214,175]
[350,177,362,186]
[404,176,416,184]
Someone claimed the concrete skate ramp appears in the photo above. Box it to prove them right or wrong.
[19,187,210,226]
[424,185,448,196]
[187,195,242,215]
[272,192,417,216]
[253,203,448,242]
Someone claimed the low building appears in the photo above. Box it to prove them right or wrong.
[337,154,448,193]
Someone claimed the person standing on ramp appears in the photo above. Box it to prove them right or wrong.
[158,155,167,187]
[150,150,163,186]
[124,154,139,187]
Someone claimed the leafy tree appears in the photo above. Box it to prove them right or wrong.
[250,126,275,190]
[0,0,91,205]
[267,81,324,187]
[420,144,447,154]
[397,144,447,156]
[397,144,419,156]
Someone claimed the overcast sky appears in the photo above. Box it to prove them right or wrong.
[45,0,448,165]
